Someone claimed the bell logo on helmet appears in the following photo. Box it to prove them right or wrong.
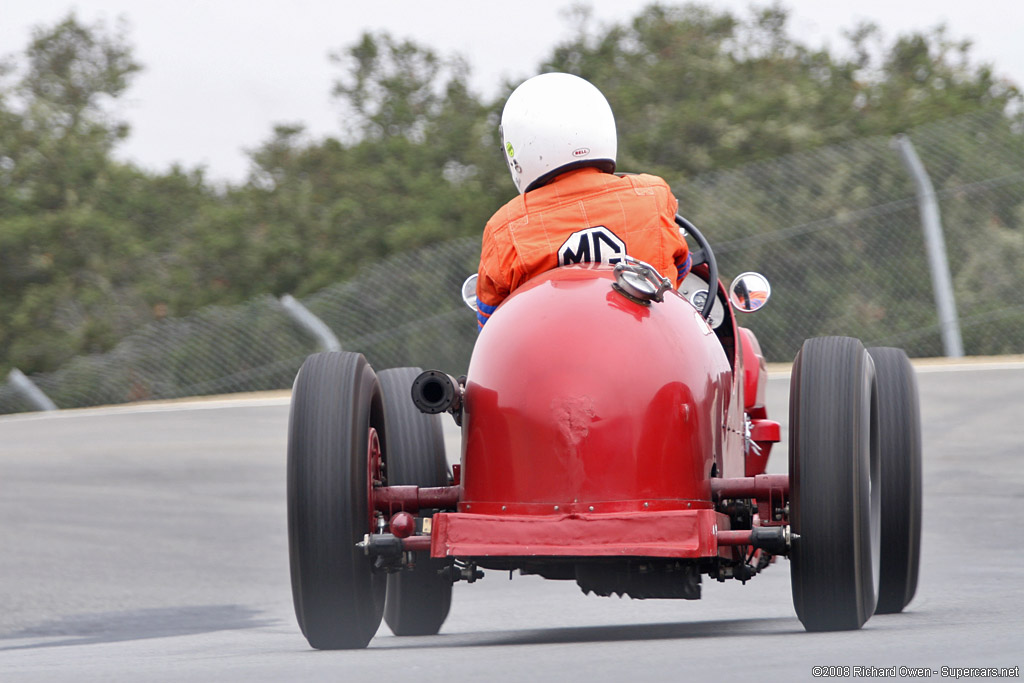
[572,147,591,157]
[558,226,626,267]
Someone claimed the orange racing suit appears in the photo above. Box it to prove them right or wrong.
[476,167,691,328]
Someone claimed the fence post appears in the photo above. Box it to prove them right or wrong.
[892,134,965,358]
[7,368,58,411]
[280,295,342,353]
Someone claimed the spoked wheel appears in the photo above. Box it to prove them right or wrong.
[287,352,387,650]
[789,336,881,631]
[868,347,922,614]
[379,367,454,636]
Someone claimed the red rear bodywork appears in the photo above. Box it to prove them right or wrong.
[429,265,777,560]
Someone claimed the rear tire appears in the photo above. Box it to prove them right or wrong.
[379,367,454,636]
[287,352,386,649]
[868,347,922,614]
[790,336,880,631]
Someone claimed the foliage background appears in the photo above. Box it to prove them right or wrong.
[1,4,1021,411]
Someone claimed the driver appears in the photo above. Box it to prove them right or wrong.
[475,72,691,329]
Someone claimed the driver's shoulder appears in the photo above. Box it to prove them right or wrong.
[617,172,672,193]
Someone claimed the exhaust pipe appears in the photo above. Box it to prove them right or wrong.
[411,370,464,423]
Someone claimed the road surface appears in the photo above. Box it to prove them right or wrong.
[1,361,1021,681]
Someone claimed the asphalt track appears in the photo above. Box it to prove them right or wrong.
[1,361,1022,681]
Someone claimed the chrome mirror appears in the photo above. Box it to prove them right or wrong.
[729,272,771,312]
[461,273,479,312]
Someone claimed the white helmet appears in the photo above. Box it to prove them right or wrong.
[499,73,617,194]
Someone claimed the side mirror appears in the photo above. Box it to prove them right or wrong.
[729,272,771,312]
[461,273,479,312]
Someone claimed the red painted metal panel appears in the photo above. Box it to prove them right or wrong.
[461,266,735,513]
[739,327,768,412]
[745,418,781,476]
[750,419,780,443]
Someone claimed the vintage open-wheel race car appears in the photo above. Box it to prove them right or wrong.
[286,216,922,649]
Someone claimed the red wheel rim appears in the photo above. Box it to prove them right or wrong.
[366,427,383,533]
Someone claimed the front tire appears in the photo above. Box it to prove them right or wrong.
[868,347,922,614]
[789,337,880,631]
[287,352,387,649]
[379,367,454,636]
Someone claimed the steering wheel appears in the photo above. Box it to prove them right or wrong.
[675,214,718,321]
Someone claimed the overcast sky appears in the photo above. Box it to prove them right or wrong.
[3,1,1021,183]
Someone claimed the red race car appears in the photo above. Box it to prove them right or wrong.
[286,216,922,650]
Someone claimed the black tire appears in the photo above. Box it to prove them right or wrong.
[287,352,387,650]
[379,367,453,636]
[790,336,881,631]
[868,347,922,614]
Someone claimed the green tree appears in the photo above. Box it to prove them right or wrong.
[3,5,1022,385]
[332,32,446,142]
[541,4,1020,179]
[210,32,506,300]
[13,13,140,211]
[0,14,208,375]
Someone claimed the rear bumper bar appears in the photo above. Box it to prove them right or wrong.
[429,509,730,559]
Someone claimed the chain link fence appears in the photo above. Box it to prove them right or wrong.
[0,239,482,414]
[1,110,1021,414]
[676,109,1024,362]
